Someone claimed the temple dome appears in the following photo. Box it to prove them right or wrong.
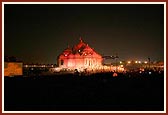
[75,38,87,51]
[68,53,74,58]
[62,46,72,56]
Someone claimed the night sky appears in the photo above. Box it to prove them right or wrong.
[4,4,164,64]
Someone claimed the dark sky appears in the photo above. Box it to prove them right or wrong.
[4,4,164,64]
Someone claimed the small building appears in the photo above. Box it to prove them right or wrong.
[57,38,103,71]
[4,56,23,77]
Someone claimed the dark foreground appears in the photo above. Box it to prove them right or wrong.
[4,72,164,111]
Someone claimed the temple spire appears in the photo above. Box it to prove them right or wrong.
[67,44,70,49]
[79,37,83,43]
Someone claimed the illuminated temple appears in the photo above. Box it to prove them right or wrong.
[57,38,103,71]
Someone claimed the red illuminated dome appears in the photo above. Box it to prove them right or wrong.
[62,46,72,56]
[57,37,103,71]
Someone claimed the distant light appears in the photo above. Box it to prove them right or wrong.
[120,61,122,64]
[120,65,123,67]
[135,61,138,63]
[128,61,131,64]
[79,50,80,52]
[42,65,45,67]
[138,61,141,63]
[65,54,67,56]
[85,53,87,55]
[113,72,118,77]
[149,72,152,75]
[144,61,148,64]
[53,67,61,72]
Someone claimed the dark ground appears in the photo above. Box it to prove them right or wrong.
[4,71,164,111]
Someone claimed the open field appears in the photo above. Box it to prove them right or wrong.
[4,71,164,111]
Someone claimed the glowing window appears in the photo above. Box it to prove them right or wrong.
[89,60,91,66]
[85,59,87,65]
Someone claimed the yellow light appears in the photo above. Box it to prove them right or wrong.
[135,61,138,63]
[128,61,131,64]
[120,61,122,64]
[144,61,148,64]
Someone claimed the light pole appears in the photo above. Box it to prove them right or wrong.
[148,57,151,69]
[115,53,119,72]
